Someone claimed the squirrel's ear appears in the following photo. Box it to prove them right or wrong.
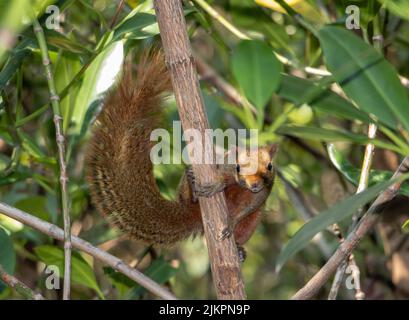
[268,144,279,158]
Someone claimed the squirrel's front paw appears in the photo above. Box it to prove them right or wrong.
[195,180,225,198]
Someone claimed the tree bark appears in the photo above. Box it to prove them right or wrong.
[153,0,246,299]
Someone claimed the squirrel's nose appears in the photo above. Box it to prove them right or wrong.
[251,183,259,189]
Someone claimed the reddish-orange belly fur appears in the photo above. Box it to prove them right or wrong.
[190,184,261,245]
[225,184,262,245]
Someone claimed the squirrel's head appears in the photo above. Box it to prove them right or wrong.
[232,144,278,193]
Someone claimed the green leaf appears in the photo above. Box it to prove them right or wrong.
[104,257,178,299]
[327,144,409,197]
[0,0,46,63]
[18,131,45,159]
[17,131,56,166]
[79,221,118,246]
[112,12,159,41]
[103,266,135,297]
[54,53,82,132]
[277,74,372,123]
[318,26,409,130]
[403,220,409,233]
[277,125,403,154]
[203,92,224,129]
[14,196,50,221]
[278,125,370,143]
[0,154,10,171]
[276,177,402,272]
[0,171,30,186]
[378,0,409,21]
[111,8,194,42]
[0,39,34,91]
[34,245,104,299]
[71,41,123,136]
[130,257,178,298]
[44,29,93,55]
[78,98,102,141]
[0,226,16,275]
[232,40,283,122]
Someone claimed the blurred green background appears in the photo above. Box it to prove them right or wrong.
[1,0,409,299]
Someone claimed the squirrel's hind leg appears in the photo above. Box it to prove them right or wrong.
[237,245,247,263]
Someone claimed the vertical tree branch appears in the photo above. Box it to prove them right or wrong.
[0,202,177,300]
[32,19,71,300]
[153,0,246,299]
[0,265,45,300]
[292,157,409,300]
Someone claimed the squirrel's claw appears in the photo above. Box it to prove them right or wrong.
[220,228,247,263]
[186,169,199,202]
[237,245,247,263]
[187,167,225,198]
[195,180,225,198]
[219,224,233,241]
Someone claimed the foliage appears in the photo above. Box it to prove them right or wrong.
[0,0,409,299]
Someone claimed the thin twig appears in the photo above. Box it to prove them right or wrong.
[195,56,257,114]
[193,0,409,88]
[32,18,71,300]
[328,259,348,300]
[193,0,250,39]
[291,157,409,300]
[0,264,45,300]
[328,124,377,300]
[0,202,177,300]
[328,17,385,299]
[109,0,126,29]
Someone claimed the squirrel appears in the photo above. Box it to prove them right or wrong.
[85,51,277,258]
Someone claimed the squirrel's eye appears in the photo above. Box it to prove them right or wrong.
[267,163,273,171]
[236,164,241,173]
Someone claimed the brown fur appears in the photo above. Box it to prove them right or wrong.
[86,51,203,245]
[86,51,276,247]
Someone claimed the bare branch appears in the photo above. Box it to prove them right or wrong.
[329,18,384,299]
[109,0,126,29]
[0,264,45,300]
[153,0,246,299]
[292,157,409,300]
[328,124,377,300]
[0,202,177,300]
[32,18,72,300]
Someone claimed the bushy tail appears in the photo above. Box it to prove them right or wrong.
[86,51,202,245]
